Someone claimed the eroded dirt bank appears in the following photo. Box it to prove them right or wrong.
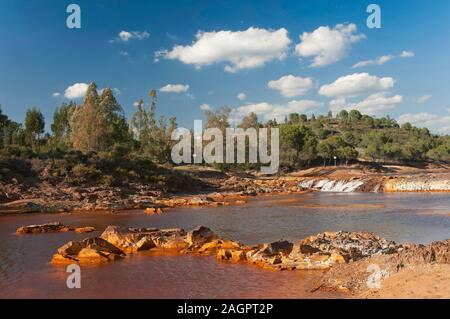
[2,163,450,214]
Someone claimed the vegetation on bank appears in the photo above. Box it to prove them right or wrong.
[1,82,449,185]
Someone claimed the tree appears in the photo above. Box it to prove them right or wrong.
[25,107,45,148]
[98,88,131,148]
[239,112,259,129]
[349,110,362,122]
[130,99,149,150]
[71,82,129,153]
[338,146,358,165]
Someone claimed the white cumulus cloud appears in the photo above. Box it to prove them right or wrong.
[64,83,89,99]
[319,73,395,98]
[159,84,190,93]
[398,112,450,134]
[157,27,292,72]
[230,100,322,123]
[330,93,403,116]
[268,75,314,98]
[295,23,365,67]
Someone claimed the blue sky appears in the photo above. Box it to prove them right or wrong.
[1,0,450,133]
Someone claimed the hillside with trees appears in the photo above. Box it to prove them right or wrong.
[1,82,449,188]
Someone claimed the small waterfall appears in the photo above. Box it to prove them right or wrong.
[299,179,365,192]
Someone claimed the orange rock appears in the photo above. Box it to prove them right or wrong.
[231,250,246,262]
[75,226,96,233]
[220,240,241,250]
[216,249,232,260]
[77,248,110,264]
[330,251,346,264]
[51,253,74,265]
[309,253,331,263]
[145,207,163,215]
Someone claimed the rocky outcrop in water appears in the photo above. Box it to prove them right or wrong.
[52,237,125,264]
[100,225,187,253]
[50,226,401,270]
[16,222,71,234]
[16,222,95,234]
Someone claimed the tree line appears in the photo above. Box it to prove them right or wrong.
[1,82,449,171]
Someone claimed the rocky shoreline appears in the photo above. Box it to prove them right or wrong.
[2,169,450,215]
[16,222,450,298]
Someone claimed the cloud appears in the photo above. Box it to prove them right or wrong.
[64,83,89,99]
[352,55,394,68]
[230,100,322,123]
[52,92,61,98]
[416,95,432,103]
[159,84,190,93]
[268,74,314,97]
[295,23,365,67]
[119,51,129,56]
[352,51,415,68]
[330,93,403,116]
[111,30,150,43]
[319,73,395,98]
[400,50,415,58]
[157,27,291,72]
[200,103,211,111]
[237,92,247,101]
[398,112,450,134]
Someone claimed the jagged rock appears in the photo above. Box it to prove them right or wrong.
[297,231,399,262]
[135,236,156,251]
[216,249,246,262]
[260,240,293,256]
[100,225,185,253]
[153,236,189,250]
[198,239,241,253]
[16,222,71,234]
[52,237,125,265]
[186,226,219,247]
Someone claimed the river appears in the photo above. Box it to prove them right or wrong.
[1,192,449,298]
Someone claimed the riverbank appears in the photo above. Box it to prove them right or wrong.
[315,238,450,298]
[2,163,450,215]
[15,221,450,299]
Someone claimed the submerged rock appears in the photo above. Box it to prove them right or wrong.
[16,222,71,234]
